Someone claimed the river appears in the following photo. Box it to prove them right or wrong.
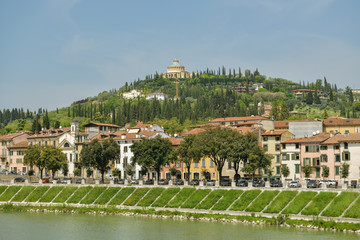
[0,212,357,240]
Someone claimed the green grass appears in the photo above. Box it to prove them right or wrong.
[67,186,92,204]
[0,186,8,196]
[322,192,359,217]
[0,186,22,202]
[196,190,226,210]
[263,191,298,213]
[230,190,261,211]
[11,186,35,202]
[343,196,360,218]
[25,186,50,202]
[151,188,180,207]
[246,190,279,212]
[94,187,121,205]
[301,192,337,216]
[166,188,196,208]
[181,189,211,209]
[123,188,150,206]
[108,187,135,206]
[80,187,107,204]
[282,191,318,214]
[137,188,164,207]
[39,187,64,202]
[212,190,243,211]
[52,187,78,203]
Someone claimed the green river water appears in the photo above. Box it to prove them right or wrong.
[0,212,358,240]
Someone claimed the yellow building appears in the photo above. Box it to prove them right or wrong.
[189,157,217,181]
[163,59,190,79]
[261,130,294,180]
[323,117,360,134]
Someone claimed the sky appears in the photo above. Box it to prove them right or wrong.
[1,0,359,111]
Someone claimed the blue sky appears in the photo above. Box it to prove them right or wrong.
[1,0,359,111]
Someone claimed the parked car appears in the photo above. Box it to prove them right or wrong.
[158,179,169,185]
[307,180,320,188]
[76,178,84,184]
[328,180,338,188]
[174,179,184,185]
[288,180,301,188]
[14,177,25,183]
[53,177,60,182]
[270,180,283,187]
[17,171,27,176]
[9,171,17,175]
[117,179,125,184]
[145,179,154,185]
[220,177,232,186]
[130,179,139,185]
[190,179,199,186]
[105,174,113,179]
[253,180,265,187]
[42,177,50,183]
[61,178,71,184]
[0,169,8,174]
[319,180,328,187]
[236,179,248,187]
[206,180,216,186]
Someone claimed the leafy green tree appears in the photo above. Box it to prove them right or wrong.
[169,166,177,182]
[131,135,176,183]
[341,162,349,180]
[80,138,120,183]
[281,165,290,179]
[302,165,312,178]
[305,92,313,105]
[24,145,45,179]
[322,165,329,179]
[42,145,67,178]
[112,168,121,180]
[178,135,201,184]
[86,168,93,178]
[43,110,50,129]
[31,115,41,134]
[73,169,81,177]
[125,165,134,179]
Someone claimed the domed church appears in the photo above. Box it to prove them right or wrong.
[164,59,190,79]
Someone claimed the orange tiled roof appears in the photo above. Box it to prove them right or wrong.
[321,134,345,144]
[234,127,261,134]
[0,131,31,141]
[338,133,360,142]
[283,132,330,144]
[84,122,121,128]
[274,121,290,129]
[262,130,289,136]
[8,140,29,149]
[91,131,125,140]
[209,116,269,123]
[323,117,360,126]
[168,138,183,146]
[27,128,70,139]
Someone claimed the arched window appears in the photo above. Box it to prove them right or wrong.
[64,143,70,147]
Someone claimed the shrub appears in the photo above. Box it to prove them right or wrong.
[67,186,92,204]
[230,190,261,211]
[282,191,317,214]
[166,188,196,208]
[212,190,243,211]
[25,187,50,202]
[52,187,78,203]
[0,186,22,201]
[301,192,337,215]
[11,186,35,202]
[151,188,180,207]
[94,187,121,205]
[123,188,150,206]
[137,188,164,207]
[38,187,64,202]
[196,190,226,210]
[322,192,359,217]
[246,190,279,212]
[181,189,211,209]
[263,191,298,213]
[80,187,107,204]
[108,187,135,205]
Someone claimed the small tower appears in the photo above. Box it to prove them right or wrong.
[71,118,79,138]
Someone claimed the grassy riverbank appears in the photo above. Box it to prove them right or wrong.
[1,203,360,233]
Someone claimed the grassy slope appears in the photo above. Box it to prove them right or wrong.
[67,186,92,204]
[137,188,164,207]
[263,191,298,213]
[343,196,360,218]
[230,190,261,211]
[80,187,107,204]
[212,190,243,211]
[0,186,22,201]
[282,191,317,214]
[123,188,150,206]
[196,190,226,210]
[52,187,78,203]
[25,186,50,202]
[39,187,64,203]
[181,189,211,209]
[151,188,180,207]
[322,192,359,217]
[11,186,35,202]
[166,188,196,208]
[94,187,121,205]
[108,187,135,206]
[301,192,337,216]
[246,190,279,212]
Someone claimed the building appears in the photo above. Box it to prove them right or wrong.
[261,130,294,180]
[323,117,360,134]
[280,140,301,181]
[289,120,323,138]
[83,122,121,139]
[146,91,168,101]
[209,116,274,131]
[337,133,360,182]
[163,59,190,79]
[161,138,184,181]
[291,89,324,99]
[122,90,143,99]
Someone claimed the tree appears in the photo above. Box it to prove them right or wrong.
[322,165,329,179]
[42,145,67,178]
[125,165,133,179]
[131,135,176,183]
[281,165,290,179]
[341,162,349,180]
[112,168,121,180]
[31,115,41,134]
[24,145,45,179]
[43,110,50,129]
[305,92,313,105]
[302,165,312,178]
[86,168,93,178]
[73,169,81,177]
[178,135,201,184]
[169,166,177,182]
[80,138,120,183]
[242,150,271,180]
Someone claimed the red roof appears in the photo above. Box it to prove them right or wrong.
[0,131,31,141]
[283,133,330,144]
[84,122,121,128]
[209,116,269,123]
[262,130,289,136]
[8,140,29,149]
[168,138,183,146]
[274,121,289,129]
[28,128,70,139]
[323,117,360,126]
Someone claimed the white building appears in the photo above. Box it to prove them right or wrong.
[339,134,360,183]
[146,91,168,101]
[280,141,301,180]
[122,90,143,99]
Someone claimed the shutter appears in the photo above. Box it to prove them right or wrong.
[342,152,345,161]
[312,158,316,166]
[303,158,306,166]
[292,154,295,160]
[348,152,351,160]
[286,154,290,160]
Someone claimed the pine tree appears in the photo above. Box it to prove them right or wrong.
[43,110,50,130]
[306,92,313,105]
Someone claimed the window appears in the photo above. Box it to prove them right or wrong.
[335,166,340,175]
[334,145,340,150]
[316,167,320,178]
[9,151,13,156]
[276,155,280,163]
[275,136,281,141]
[295,143,299,149]
[64,143,70,147]
[303,158,311,166]
[312,157,320,166]
[16,158,22,164]
[44,141,47,146]
[320,146,327,150]
[193,172,200,179]
[194,161,199,168]
[263,144,268,151]
[335,154,340,162]
[53,141,56,146]
[276,166,280,175]
[1,141,6,146]
[210,160,214,167]
[344,142,348,149]
[38,142,41,146]
[345,130,349,134]
[202,159,206,168]
[321,155,328,162]
[295,164,300,174]
[76,154,78,162]
[295,153,300,160]
[282,154,289,160]
[275,144,281,151]
[343,152,350,161]
[124,146,128,152]
[69,154,72,162]
[262,137,268,142]
[282,143,286,149]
